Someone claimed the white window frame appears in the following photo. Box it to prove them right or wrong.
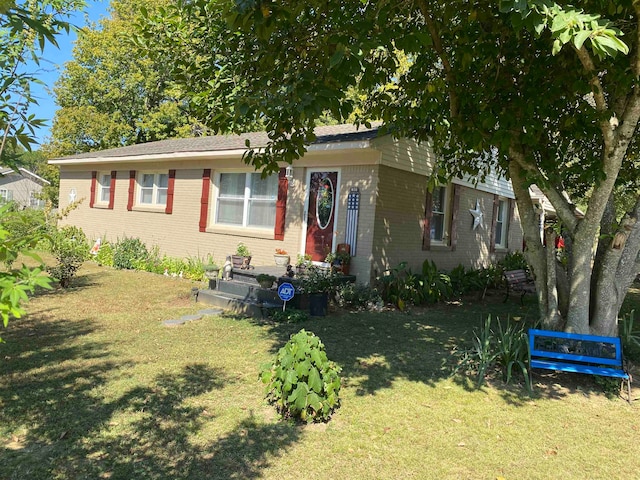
[0,188,9,203]
[495,198,509,248]
[430,185,449,244]
[29,190,43,208]
[97,172,111,204]
[213,171,278,229]
[137,172,168,206]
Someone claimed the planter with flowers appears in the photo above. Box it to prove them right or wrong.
[274,248,290,267]
[232,243,252,269]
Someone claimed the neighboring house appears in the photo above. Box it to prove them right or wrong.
[0,167,50,209]
[49,124,525,282]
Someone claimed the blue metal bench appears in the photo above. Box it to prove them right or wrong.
[529,328,632,403]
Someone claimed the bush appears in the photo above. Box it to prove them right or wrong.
[260,330,341,423]
[113,237,149,270]
[94,242,114,267]
[499,251,529,272]
[48,226,90,288]
[336,282,382,311]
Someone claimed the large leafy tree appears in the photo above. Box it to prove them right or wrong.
[45,0,200,157]
[141,0,640,335]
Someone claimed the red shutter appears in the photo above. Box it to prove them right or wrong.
[127,170,136,211]
[165,169,176,214]
[422,189,433,251]
[274,168,288,240]
[490,194,499,253]
[89,171,97,208]
[199,169,211,232]
[449,184,460,251]
[108,171,116,209]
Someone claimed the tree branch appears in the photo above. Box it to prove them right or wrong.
[509,146,579,232]
[416,0,458,119]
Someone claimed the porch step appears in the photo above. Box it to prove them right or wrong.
[217,279,283,304]
[197,289,282,318]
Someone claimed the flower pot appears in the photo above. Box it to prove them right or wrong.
[308,292,328,317]
[232,255,251,269]
[274,254,290,266]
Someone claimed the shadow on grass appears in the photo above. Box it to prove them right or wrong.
[1,311,300,479]
[253,294,628,406]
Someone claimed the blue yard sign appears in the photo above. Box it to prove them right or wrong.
[277,282,295,310]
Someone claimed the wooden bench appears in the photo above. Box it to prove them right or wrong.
[503,269,536,304]
[529,328,632,402]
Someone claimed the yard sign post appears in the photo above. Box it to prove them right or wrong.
[277,282,295,311]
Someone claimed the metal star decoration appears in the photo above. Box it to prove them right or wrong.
[469,199,483,230]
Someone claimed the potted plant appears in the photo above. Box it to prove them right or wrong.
[232,242,252,268]
[295,253,312,275]
[256,273,277,289]
[203,258,219,289]
[326,250,351,275]
[274,248,290,267]
[299,266,334,316]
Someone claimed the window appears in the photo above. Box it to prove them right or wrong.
[29,191,44,209]
[215,172,277,228]
[495,198,508,248]
[139,172,168,206]
[430,186,448,243]
[98,172,111,203]
[0,189,11,203]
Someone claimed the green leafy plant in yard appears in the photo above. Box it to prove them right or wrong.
[377,262,421,310]
[47,225,90,288]
[94,241,114,267]
[270,307,309,323]
[336,282,383,311]
[113,237,149,270]
[260,329,341,423]
[449,264,486,296]
[619,309,640,360]
[419,259,452,303]
[499,251,529,273]
[455,315,531,390]
[0,205,52,339]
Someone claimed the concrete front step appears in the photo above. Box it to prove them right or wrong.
[197,289,282,318]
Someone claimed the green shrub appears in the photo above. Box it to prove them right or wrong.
[420,259,452,303]
[260,330,341,423]
[113,237,149,270]
[48,226,90,288]
[336,282,382,311]
[620,310,640,360]
[270,307,309,323]
[94,241,114,267]
[499,251,529,272]
[449,264,486,296]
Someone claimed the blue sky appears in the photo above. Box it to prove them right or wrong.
[28,0,110,147]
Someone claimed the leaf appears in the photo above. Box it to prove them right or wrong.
[573,30,591,50]
[307,366,322,393]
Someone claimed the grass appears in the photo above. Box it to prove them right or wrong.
[1,261,638,479]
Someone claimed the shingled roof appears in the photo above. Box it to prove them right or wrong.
[51,124,381,162]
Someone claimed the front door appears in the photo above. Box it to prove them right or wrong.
[305,171,338,261]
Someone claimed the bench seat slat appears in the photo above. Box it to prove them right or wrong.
[530,351,622,366]
[530,359,629,379]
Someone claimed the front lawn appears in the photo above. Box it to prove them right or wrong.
[1,262,638,479]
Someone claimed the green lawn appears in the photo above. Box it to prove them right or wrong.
[1,262,638,479]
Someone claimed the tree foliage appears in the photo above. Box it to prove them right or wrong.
[0,0,81,163]
[141,0,640,335]
[45,0,200,157]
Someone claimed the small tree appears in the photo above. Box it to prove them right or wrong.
[0,205,52,340]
